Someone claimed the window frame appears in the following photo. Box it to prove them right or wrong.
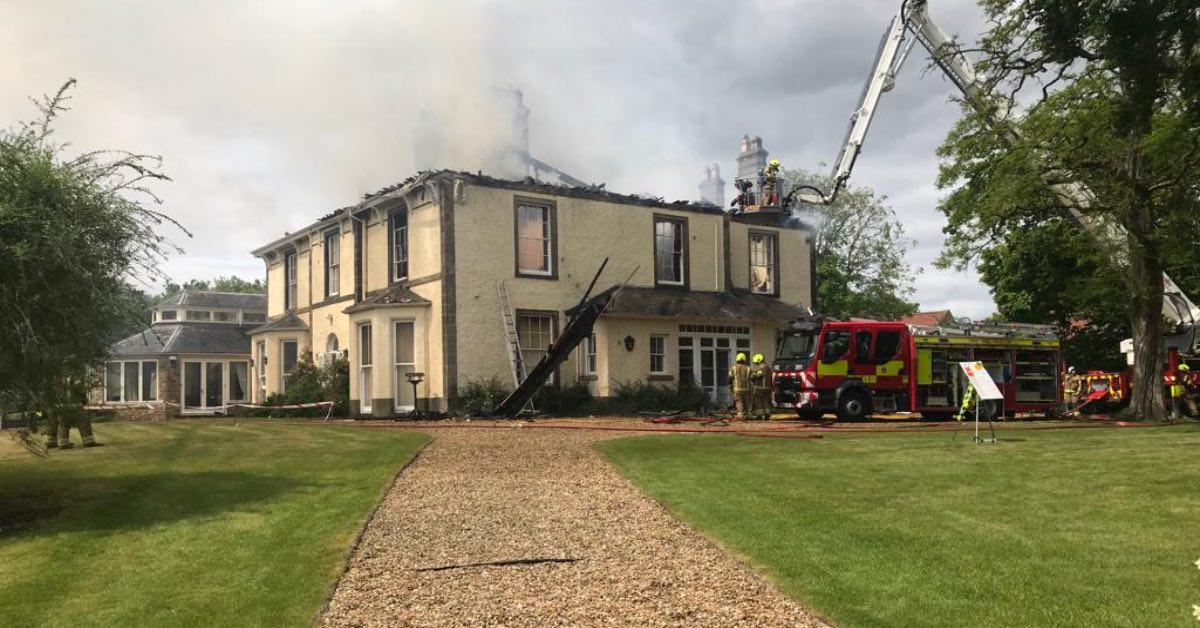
[280,339,299,392]
[515,309,559,384]
[160,310,177,321]
[388,207,408,284]
[284,251,298,311]
[104,360,158,403]
[653,214,689,288]
[748,230,780,297]
[325,230,341,297]
[649,334,667,375]
[513,197,558,279]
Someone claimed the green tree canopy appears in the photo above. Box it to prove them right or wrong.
[156,275,265,302]
[0,81,181,439]
[785,168,919,321]
[935,0,1200,420]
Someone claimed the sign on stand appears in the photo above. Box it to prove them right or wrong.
[959,361,1003,443]
[959,361,1004,400]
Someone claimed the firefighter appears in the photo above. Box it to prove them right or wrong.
[956,383,976,422]
[761,159,781,206]
[730,353,752,420]
[1171,363,1196,420]
[750,354,773,420]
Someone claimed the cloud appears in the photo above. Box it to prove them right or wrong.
[0,0,996,316]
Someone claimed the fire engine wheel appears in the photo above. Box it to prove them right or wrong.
[836,390,871,422]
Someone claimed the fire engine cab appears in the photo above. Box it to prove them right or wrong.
[773,318,1062,421]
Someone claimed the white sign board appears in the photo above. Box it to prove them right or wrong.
[959,361,1004,400]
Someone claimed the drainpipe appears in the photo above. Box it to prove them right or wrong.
[713,220,720,291]
[722,212,733,292]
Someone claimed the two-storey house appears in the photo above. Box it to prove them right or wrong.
[250,170,814,415]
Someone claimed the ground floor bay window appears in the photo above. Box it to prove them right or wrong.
[182,359,250,412]
[104,360,158,403]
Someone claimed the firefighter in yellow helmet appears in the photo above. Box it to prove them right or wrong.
[750,353,774,420]
[1171,363,1195,420]
[760,159,781,206]
[729,353,752,420]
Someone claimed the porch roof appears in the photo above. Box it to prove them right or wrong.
[247,312,310,335]
[344,284,431,314]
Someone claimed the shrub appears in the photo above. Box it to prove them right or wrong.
[263,352,349,417]
[610,378,709,414]
[532,381,595,416]
[457,376,511,417]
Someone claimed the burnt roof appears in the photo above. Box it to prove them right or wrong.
[109,323,253,357]
[156,291,267,310]
[571,286,808,322]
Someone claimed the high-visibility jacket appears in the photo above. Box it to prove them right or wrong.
[730,363,752,393]
[751,364,773,392]
[1168,374,1184,399]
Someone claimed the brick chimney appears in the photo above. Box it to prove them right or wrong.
[698,163,725,206]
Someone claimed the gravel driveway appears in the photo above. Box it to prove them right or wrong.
[321,428,826,627]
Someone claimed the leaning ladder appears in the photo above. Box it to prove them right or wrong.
[497,281,535,413]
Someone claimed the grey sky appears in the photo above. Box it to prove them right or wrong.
[1,0,995,318]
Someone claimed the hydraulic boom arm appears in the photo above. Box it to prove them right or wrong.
[792,0,1199,338]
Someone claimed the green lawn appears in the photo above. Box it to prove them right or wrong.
[0,420,428,628]
[599,425,1200,627]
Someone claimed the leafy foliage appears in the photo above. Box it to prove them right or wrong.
[0,80,182,443]
[155,276,266,302]
[609,379,708,414]
[456,377,512,416]
[784,168,918,321]
[934,0,1200,419]
[264,352,349,417]
[976,220,1128,370]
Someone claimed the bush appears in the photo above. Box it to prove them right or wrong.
[609,378,709,414]
[457,377,511,417]
[533,381,595,416]
[263,352,349,417]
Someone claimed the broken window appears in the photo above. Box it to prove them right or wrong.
[517,312,556,383]
[516,203,553,276]
[650,335,666,374]
[326,230,341,296]
[390,209,408,282]
[285,251,298,310]
[750,232,777,294]
[654,216,685,286]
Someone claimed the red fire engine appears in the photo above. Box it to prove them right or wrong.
[772,318,1062,421]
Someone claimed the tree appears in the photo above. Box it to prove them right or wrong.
[785,168,919,320]
[155,275,265,302]
[0,81,181,447]
[976,219,1129,371]
[935,1,1200,420]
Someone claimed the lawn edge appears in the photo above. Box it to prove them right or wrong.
[311,431,434,626]
[593,435,839,628]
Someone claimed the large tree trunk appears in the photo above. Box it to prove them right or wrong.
[1125,195,1168,421]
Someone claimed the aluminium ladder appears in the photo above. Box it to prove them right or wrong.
[497,281,535,413]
